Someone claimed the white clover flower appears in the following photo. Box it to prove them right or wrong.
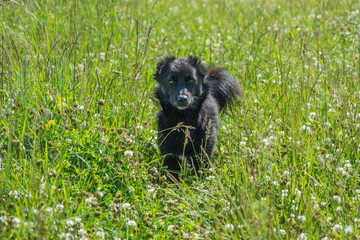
[12,217,20,228]
[85,196,95,205]
[281,189,289,197]
[45,207,53,216]
[0,216,7,222]
[205,176,216,181]
[297,215,306,222]
[78,228,87,235]
[308,112,316,121]
[74,217,82,223]
[99,52,106,61]
[148,188,155,194]
[332,223,342,232]
[297,233,307,240]
[126,220,136,228]
[279,229,286,236]
[300,125,312,134]
[9,190,20,197]
[239,142,246,147]
[336,167,347,176]
[224,224,234,231]
[344,162,352,169]
[124,150,133,158]
[66,220,75,226]
[122,203,131,209]
[96,230,105,238]
[167,225,175,231]
[332,195,341,203]
[294,188,302,196]
[56,204,64,213]
[344,225,353,234]
[59,232,73,239]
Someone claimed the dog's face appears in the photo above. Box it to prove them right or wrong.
[154,56,207,110]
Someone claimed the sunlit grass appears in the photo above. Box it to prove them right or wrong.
[1,0,360,239]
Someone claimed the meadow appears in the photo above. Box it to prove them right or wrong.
[0,0,360,239]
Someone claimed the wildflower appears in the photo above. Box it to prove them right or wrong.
[9,190,20,197]
[332,223,342,232]
[12,217,20,228]
[344,225,353,234]
[148,188,155,194]
[336,167,347,176]
[333,195,341,203]
[308,112,316,121]
[294,188,302,196]
[85,196,95,205]
[279,229,286,236]
[96,191,104,198]
[78,228,87,235]
[99,52,106,61]
[126,220,136,228]
[122,203,131,209]
[205,176,216,181]
[96,230,105,238]
[282,189,289,197]
[224,224,234,231]
[124,150,133,158]
[297,215,306,222]
[167,225,175,231]
[66,220,75,226]
[59,232,73,239]
[300,125,312,134]
[297,233,307,240]
[45,207,53,216]
[56,204,64,213]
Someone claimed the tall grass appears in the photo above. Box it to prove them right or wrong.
[1,0,360,239]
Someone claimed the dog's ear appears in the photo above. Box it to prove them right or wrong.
[187,56,202,67]
[187,56,207,77]
[155,56,176,79]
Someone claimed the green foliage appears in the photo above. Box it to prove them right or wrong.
[1,0,360,239]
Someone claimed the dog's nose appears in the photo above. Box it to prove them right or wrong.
[177,95,188,103]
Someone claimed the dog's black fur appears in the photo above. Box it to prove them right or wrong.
[154,56,240,178]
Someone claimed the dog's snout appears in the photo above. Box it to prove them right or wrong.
[177,95,188,103]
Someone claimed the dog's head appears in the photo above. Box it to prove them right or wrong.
[154,56,207,110]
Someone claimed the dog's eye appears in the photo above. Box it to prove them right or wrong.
[187,78,196,84]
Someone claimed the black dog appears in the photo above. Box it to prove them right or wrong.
[154,56,240,178]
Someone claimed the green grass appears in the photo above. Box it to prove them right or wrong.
[1,0,360,239]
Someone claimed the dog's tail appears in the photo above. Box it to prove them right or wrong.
[207,67,240,110]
